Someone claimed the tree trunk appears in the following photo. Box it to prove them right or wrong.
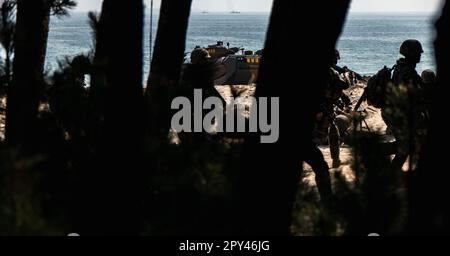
[78,0,145,235]
[0,0,14,89]
[5,50,11,86]
[237,0,351,235]
[145,0,193,139]
[431,0,450,234]
[409,0,450,235]
[5,0,51,148]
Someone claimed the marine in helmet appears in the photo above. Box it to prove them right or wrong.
[412,71,434,169]
[314,49,352,168]
[190,47,211,65]
[333,49,341,65]
[421,69,436,110]
[299,50,351,207]
[421,69,436,85]
[383,39,425,170]
[393,39,424,86]
[418,69,436,144]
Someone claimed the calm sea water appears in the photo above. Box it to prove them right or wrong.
[47,12,438,76]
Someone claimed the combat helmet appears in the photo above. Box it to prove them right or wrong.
[421,69,436,85]
[333,49,341,65]
[400,39,424,57]
[335,49,341,60]
[190,47,211,65]
[71,55,91,74]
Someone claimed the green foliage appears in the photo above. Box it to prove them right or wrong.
[49,0,77,17]
[0,145,67,235]
[87,11,99,49]
[0,0,15,52]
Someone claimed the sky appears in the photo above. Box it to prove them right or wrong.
[75,0,444,13]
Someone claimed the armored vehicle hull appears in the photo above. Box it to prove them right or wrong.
[186,41,262,85]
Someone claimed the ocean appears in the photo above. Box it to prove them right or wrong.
[47,12,438,77]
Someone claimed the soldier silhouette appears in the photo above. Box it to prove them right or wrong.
[382,39,425,170]
[314,50,351,168]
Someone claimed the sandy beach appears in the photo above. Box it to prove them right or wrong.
[214,81,404,193]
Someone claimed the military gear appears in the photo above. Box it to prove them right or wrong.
[327,68,349,95]
[400,39,424,58]
[315,67,351,166]
[392,58,422,86]
[364,65,394,109]
[384,57,424,170]
[322,68,350,116]
[333,64,364,81]
[335,114,351,140]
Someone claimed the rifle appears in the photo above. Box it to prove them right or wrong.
[353,89,368,112]
[333,65,364,81]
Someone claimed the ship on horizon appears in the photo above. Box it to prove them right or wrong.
[230,10,241,14]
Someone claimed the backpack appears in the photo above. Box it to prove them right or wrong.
[365,65,395,109]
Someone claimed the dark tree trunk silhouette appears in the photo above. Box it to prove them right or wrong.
[431,0,450,234]
[5,0,75,147]
[237,0,351,235]
[5,49,11,86]
[5,0,51,147]
[409,0,450,235]
[78,0,145,235]
[0,0,15,91]
[146,0,193,138]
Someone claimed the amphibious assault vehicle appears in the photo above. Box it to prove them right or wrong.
[188,41,262,85]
